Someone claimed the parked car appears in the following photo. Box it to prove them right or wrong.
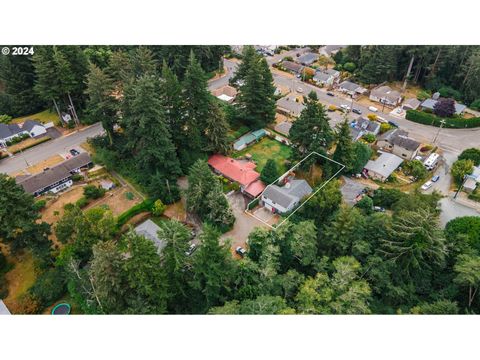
[236,246,247,257]
[326,91,335,97]
[375,116,387,123]
[296,87,304,93]
[373,206,385,212]
[432,175,440,182]
[388,120,399,128]
[421,181,433,191]
[340,104,351,112]
[352,108,362,115]
[185,243,197,256]
[368,106,378,112]
[69,148,80,156]
[328,105,338,112]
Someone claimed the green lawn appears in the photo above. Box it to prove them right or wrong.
[11,109,59,125]
[233,137,292,174]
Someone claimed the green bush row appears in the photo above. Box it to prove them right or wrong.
[116,198,155,228]
[405,110,480,129]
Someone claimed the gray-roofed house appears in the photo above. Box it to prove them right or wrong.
[377,129,420,160]
[276,96,306,117]
[134,219,166,255]
[324,68,340,78]
[281,61,304,74]
[402,98,421,111]
[313,71,335,86]
[296,52,319,66]
[350,117,380,141]
[338,81,367,97]
[0,300,11,315]
[464,166,480,193]
[420,98,467,115]
[274,121,293,137]
[0,123,26,148]
[22,120,47,138]
[369,85,402,107]
[16,152,93,196]
[261,179,313,214]
[364,152,404,182]
[319,45,346,57]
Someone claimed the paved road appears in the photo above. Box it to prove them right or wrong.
[208,59,238,90]
[0,122,104,175]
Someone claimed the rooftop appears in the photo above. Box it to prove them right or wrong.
[274,121,293,136]
[134,220,166,254]
[364,152,404,178]
[297,52,319,65]
[276,96,306,117]
[281,61,304,73]
[262,179,313,210]
[208,154,260,187]
[421,98,467,114]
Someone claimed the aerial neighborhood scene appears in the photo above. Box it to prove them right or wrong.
[3,44,480,316]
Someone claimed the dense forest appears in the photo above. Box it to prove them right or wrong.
[1,46,480,314]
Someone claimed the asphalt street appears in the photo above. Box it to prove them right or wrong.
[0,122,104,175]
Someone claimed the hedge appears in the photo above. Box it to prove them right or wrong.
[116,198,155,228]
[247,197,260,210]
[405,110,480,129]
[11,136,51,154]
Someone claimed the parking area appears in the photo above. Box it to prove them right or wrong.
[252,206,280,226]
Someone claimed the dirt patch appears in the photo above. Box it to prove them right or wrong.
[25,154,65,175]
[272,67,294,79]
[83,185,141,216]
[80,141,95,154]
[3,252,36,312]
[164,201,187,222]
[7,137,51,154]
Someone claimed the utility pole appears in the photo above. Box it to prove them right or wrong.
[454,174,468,199]
[432,119,446,144]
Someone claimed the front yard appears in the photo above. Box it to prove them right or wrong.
[233,137,292,174]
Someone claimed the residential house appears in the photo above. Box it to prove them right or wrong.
[364,152,404,182]
[281,61,304,75]
[0,300,11,315]
[420,98,467,115]
[324,68,340,79]
[134,219,166,255]
[319,45,346,57]
[233,129,267,151]
[464,166,480,193]
[313,71,335,86]
[377,129,421,160]
[296,52,319,66]
[274,121,293,137]
[208,154,266,198]
[369,85,402,107]
[276,95,306,117]
[261,179,313,214]
[16,152,93,197]
[350,117,380,141]
[0,120,47,148]
[61,112,73,124]
[211,85,237,103]
[338,81,367,97]
[402,98,421,111]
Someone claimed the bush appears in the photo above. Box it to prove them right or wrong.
[33,199,47,211]
[362,133,376,143]
[470,99,480,111]
[71,174,83,182]
[76,196,90,208]
[29,267,67,308]
[152,199,167,216]
[11,136,51,154]
[372,188,406,209]
[379,123,392,134]
[355,196,373,214]
[367,113,377,121]
[83,185,106,200]
[433,98,456,117]
[116,198,155,228]
[343,62,356,72]
[0,114,12,124]
[247,197,260,210]
[416,90,431,101]
[419,144,433,153]
[458,148,480,166]
[406,110,480,129]
[403,160,428,180]
[451,159,474,185]
[438,86,463,101]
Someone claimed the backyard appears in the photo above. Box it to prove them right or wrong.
[233,137,292,174]
[11,109,59,125]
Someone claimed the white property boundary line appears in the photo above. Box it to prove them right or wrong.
[245,151,345,230]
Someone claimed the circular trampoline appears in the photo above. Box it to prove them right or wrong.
[51,303,71,315]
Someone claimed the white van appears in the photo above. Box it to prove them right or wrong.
[368,106,378,112]
[424,153,440,170]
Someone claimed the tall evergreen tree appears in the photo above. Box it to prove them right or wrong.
[333,118,355,173]
[204,101,231,154]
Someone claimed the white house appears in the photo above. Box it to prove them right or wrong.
[338,81,367,97]
[364,152,404,182]
[0,120,46,148]
[261,179,313,214]
[369,85,402,107]
[22,120,47,137]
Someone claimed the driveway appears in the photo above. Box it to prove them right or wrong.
[341,176,370,205]
[0,122,104,175]
[221,192,267,250]
[440,197,479,227]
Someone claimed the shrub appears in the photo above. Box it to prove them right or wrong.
[433,98,456,117]
[458,148,480,166]
[0,114,12,124]
[372,188,406,208]
[367,113,378,121]
[379,123,391,134]
[152,199,167,216]
[11,136,51,154]
[403,160,428,180]
[438,86,463,101]
[83,185,106,200]
[33,199,47,211]
[362,133,376,143]
[416,90,431,101]
[419,144,433,153]
[76,196,90,208]
[116,198,155,228]
[29,267,67,308]
[71,174,83,182]
[125,191,135,200]
[451,159,474,185]
[247,197,260,210]
[343,62,356,72]
[470,99,480,111]
[355,196,373,214]
[406,110,480,129]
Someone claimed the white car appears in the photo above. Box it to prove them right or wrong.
[376,116,388,123]
[296,87,304,93]
[421,181,433,191]
[340,104,351,111]
[368,106,378,112]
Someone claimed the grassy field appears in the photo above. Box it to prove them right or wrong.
[11,109,59,125]
[3,252,37,313]
[234,137,292,174]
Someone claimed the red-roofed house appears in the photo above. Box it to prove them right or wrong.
[208,154,266,198]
